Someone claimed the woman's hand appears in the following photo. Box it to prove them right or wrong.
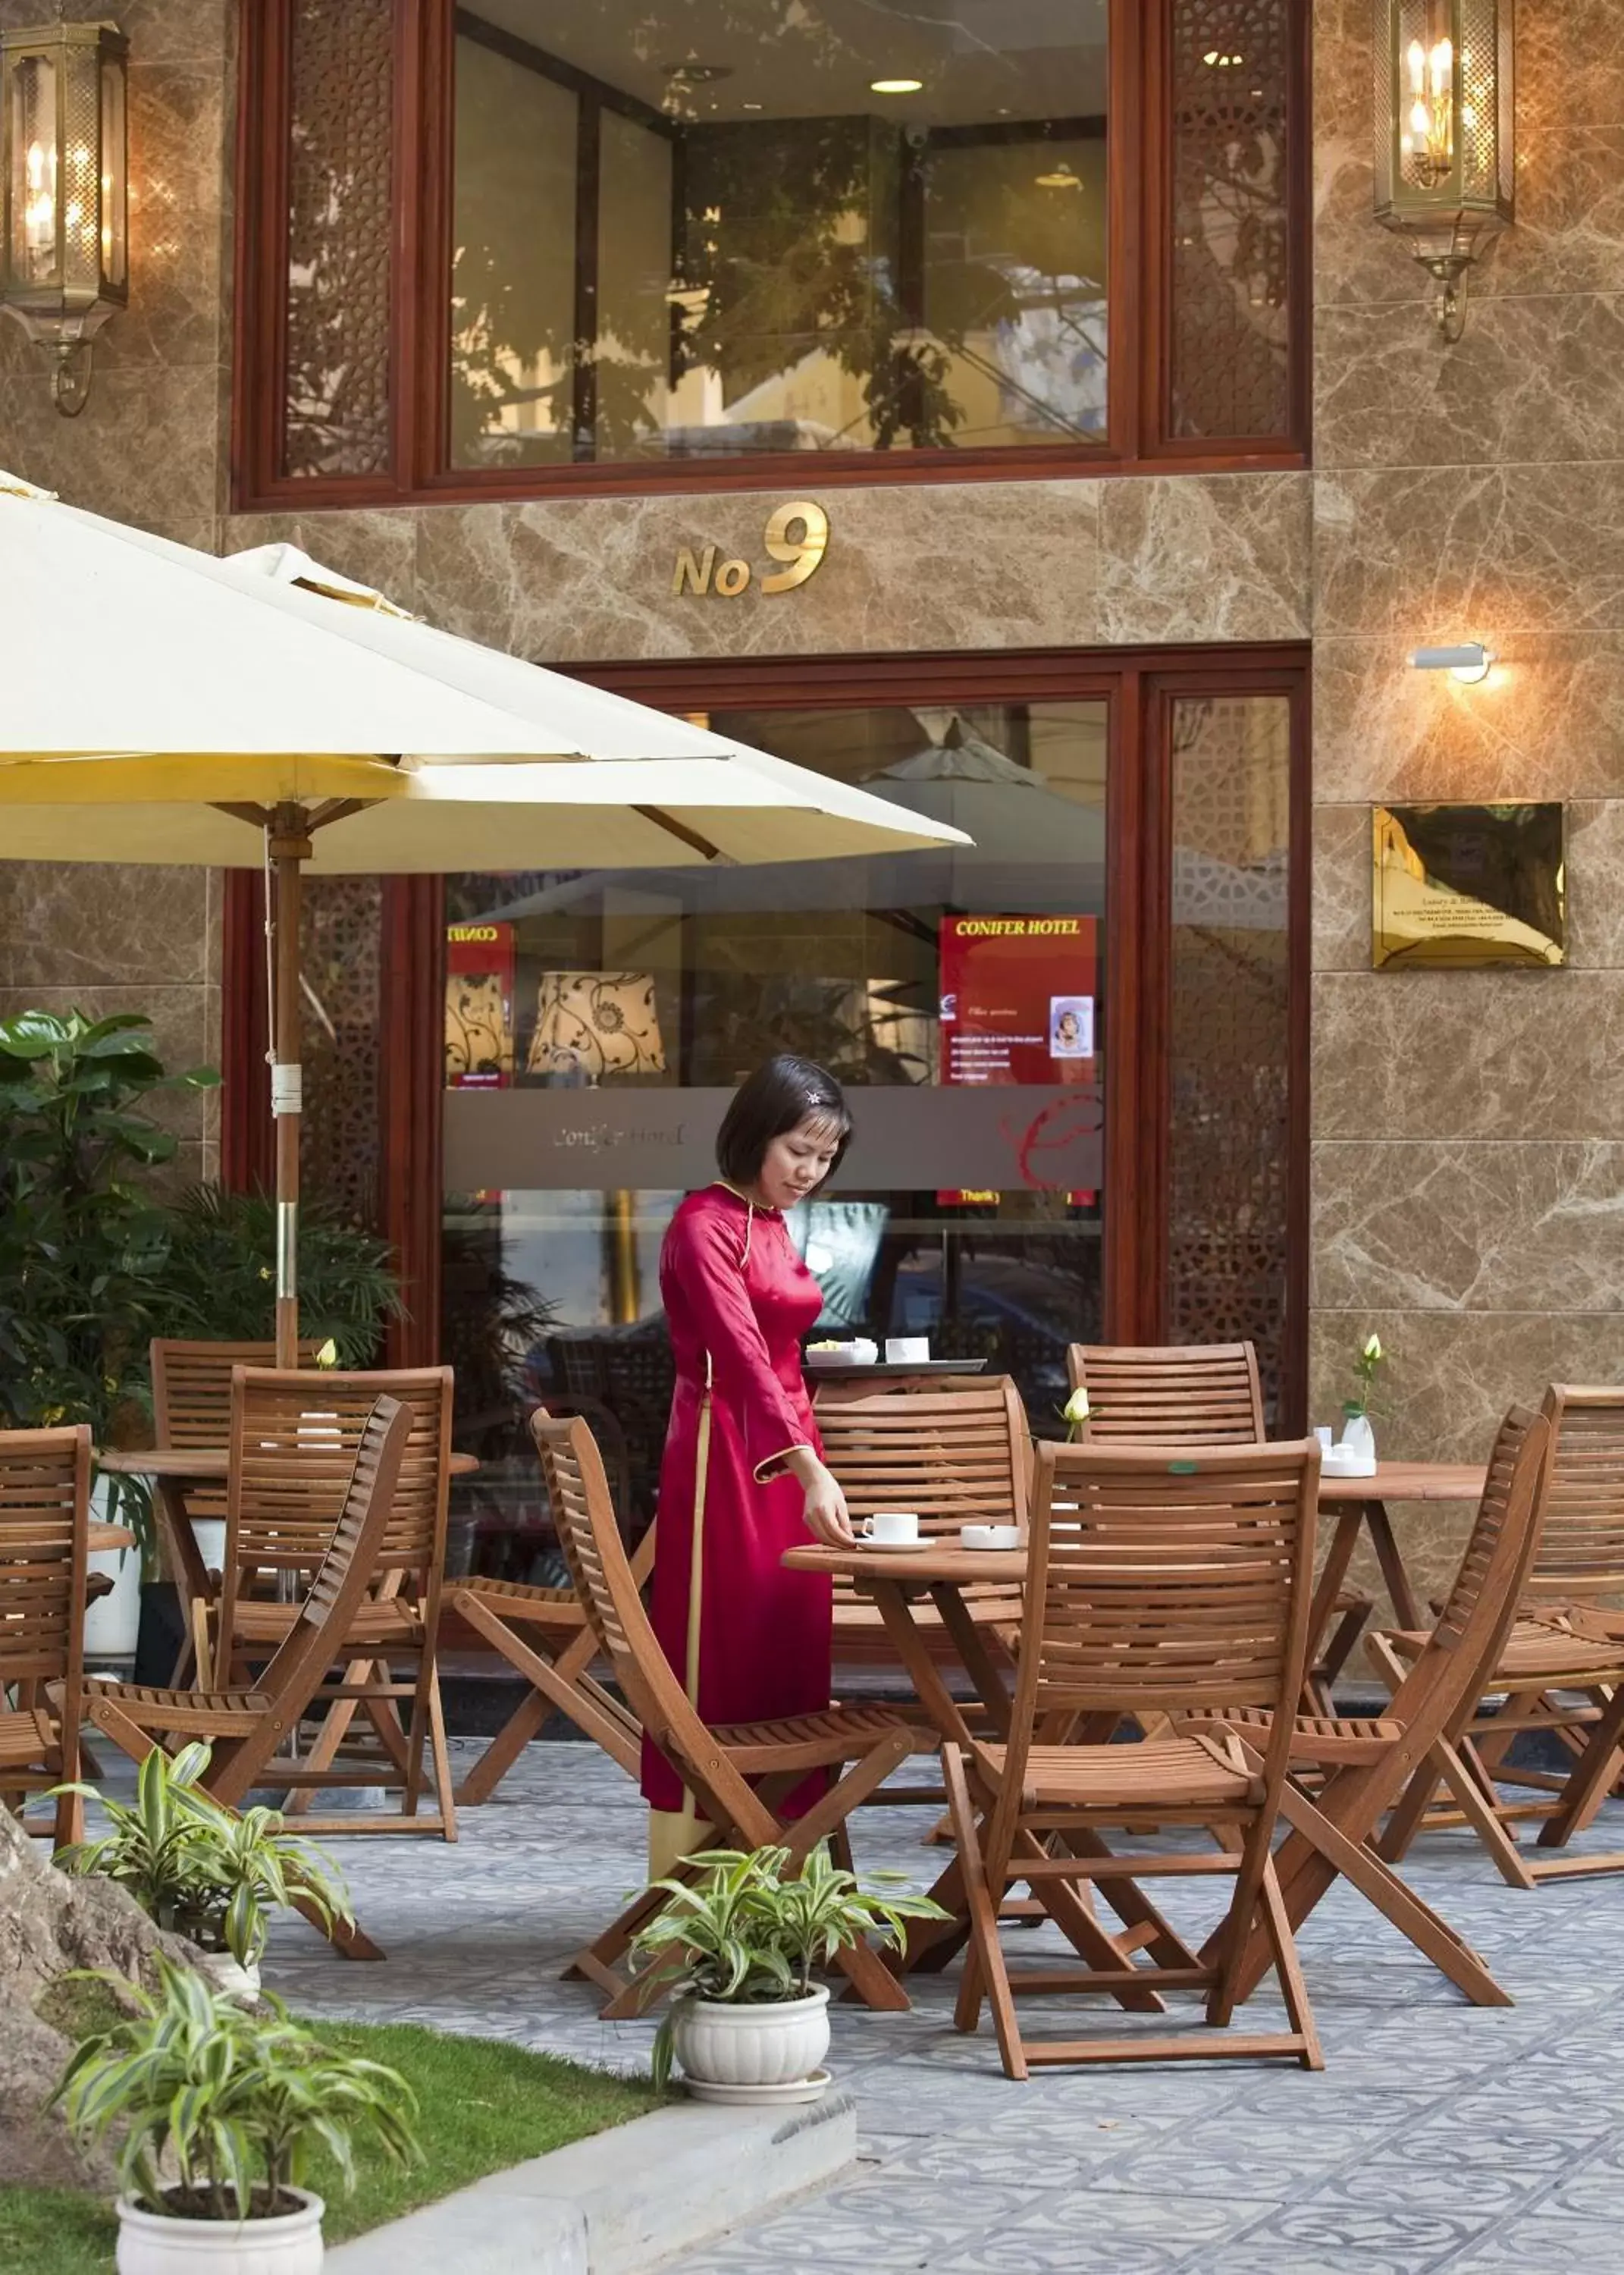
[784,1447,855,1548]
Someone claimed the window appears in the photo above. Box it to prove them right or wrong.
[235,1,1308,505]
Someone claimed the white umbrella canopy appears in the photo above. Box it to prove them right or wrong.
[0,479,968,1358]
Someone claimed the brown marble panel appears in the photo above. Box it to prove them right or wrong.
[1566,802,1624,969]
[0,983,217,1147]
[0,863,208,990]
[1312,969,1624,1142]
[1315,466,1624,639]
[1316,295,1624,470]
[1309,1307,1554,1463]
[1312,1141,1624,1313]
[1550,1314,1624,1385]
[1307,1301,1551,1615]
[1317,13,1624,308]
[92,66,228,373]
[1312,803,1370,973]
[1314,635,1624,805]
[1096,474,1310,644]
[0,366,224,536]
[222,510,420,611]
[412,482,1103,664]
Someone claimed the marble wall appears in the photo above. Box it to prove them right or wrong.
[0,0,234,1171]
[1310,0,1624,1592]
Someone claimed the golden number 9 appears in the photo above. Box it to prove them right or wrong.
[760,500,828,595]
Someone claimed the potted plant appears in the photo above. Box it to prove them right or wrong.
[630,1844,947,2104]
[54,1953,419,2273]
[53,1744,352,2000]
[0,1009,219,1642]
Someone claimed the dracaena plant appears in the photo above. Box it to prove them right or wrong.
[0,1009,218,1560]
[630,1844,948,2088]
[53,1954,419,2221]
[53,1743,352,1967]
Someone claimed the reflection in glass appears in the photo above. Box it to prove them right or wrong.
[1166,694,1292,1420]
[440,699,1108,1582]
[448,1,1109,467]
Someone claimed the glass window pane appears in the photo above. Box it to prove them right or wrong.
[1168,3,1293,439]
[447,2,1109,470]
[440,698,1106,1577]
[1166,693,1292,1420]
[284,0,394,479]
[451,41,579,466]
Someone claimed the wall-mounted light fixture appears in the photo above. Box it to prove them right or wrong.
[1375,1,1513,342]
[0,20,128,416]
[1410,642,1494,682]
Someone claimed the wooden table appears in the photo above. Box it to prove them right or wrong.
[783,1539,1185,2004]
[99,1445,479,1608]
[1315,1463,1487,1635]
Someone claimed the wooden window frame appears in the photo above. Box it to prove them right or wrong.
[231,0,1312,511]
[220,641,1309,1417]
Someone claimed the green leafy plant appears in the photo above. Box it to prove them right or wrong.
[0,1011,218,1554]
[53,1743,352,1967]
[53,1953,419,2221]
[1346,1332,1385,1421]
[631,1844,948,2088]
[151,1183,403,1367]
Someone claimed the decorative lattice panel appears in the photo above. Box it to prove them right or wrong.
[299,877,383,1230]
[284,0,394,479]
[1168,1,1292,441]
[1167,697,1292,1422]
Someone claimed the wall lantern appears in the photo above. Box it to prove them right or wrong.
[0,20,128,416]
[1375,0,1513,342]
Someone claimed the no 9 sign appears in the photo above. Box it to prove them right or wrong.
[760,500,829,594]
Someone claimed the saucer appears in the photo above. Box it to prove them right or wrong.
[857,1536,929,1553]
[683,2069,832,2106]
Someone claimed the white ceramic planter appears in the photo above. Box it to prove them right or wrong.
[672,1986,830,2101]
[115,2188,323,2275]
[1339,1411,1378,1465]
[85,1482,141,1662]
[199,1949,262,2004]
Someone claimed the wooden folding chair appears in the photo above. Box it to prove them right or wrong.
[211,1367,458,1837]
[149,1338,321,1679]
[532,1411,935,2019]
[943,1436,1323,2076]
[0,1425,90,1848]
[1209,1404,1551,2004]
[1372,1386,1624,1884]
[77,1396,412,1958]
[1069,1340,1372,1705]
[448,1487,654,1804]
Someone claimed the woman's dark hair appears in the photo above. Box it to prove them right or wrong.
[715,1056,852,1190]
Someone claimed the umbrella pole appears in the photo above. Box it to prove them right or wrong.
[268,804,312,1368]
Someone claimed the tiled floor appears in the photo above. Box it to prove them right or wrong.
[259,1743,1624,2274]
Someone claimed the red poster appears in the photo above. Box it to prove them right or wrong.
[938,915,1098,1205]
[445,921,516,1090]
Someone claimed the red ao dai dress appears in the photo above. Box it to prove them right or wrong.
[641,1183,833,1872]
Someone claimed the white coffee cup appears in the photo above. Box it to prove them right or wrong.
[961,1523,1021,1552]
[864,1511,920,1546]
[851,1338,879,1365]
[886,1336,931,1364]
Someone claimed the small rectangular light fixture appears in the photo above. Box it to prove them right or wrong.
[1410,642,1493,681]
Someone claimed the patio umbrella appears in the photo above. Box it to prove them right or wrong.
[0,479,968,1361]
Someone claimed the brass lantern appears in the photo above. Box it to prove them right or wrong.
[1375,0,1513,340]
[0,20,128,415]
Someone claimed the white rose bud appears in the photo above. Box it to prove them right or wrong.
[1062,1387,1091,1424]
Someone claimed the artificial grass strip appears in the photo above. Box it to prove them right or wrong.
[0,2017,665,2273]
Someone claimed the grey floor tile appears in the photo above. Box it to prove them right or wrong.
[240,1740,1624,2275]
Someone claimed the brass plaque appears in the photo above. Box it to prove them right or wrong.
[1373,803,1566,970]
